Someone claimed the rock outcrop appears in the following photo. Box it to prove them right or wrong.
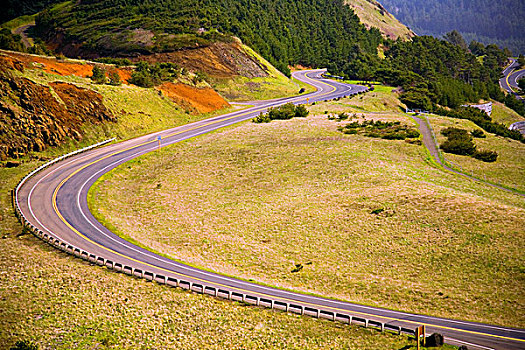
[0,63,115,160]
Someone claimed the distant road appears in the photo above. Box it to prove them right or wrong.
[16,70,525,350]
[500,58,524,101]
[13,24,34,48]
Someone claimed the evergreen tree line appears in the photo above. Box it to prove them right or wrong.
[34,0,383,77]
[379,0,525,55]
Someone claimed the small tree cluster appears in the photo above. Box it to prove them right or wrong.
[129,62,181,88]
[440,128,476,155]
[91,66,106,84]
[252,103,309,123]
[339,119,420,140]
[440,127,498,162]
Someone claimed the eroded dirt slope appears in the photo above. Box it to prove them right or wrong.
[0,60,114,160]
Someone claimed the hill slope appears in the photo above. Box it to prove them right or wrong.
[345,0,413,40]
[34,0,383,75]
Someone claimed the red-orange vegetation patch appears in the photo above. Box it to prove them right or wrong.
[158,82,230,114]
[0,51,132,83]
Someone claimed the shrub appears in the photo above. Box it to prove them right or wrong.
[129,70,155,88]
[473,150,498,162]
[129,61,181,88]
[10,340,38,350]
[441,126,499,161]
[291,263,303,273]
[252,112,272,123]
[294,105,309,118]
[471,129,486,138]
[108,71,121,86]
[192,71,207,85]
[91,66,106,84]
[252,103,309,123]
[340,119,419,140]
[95,57,132,67]
[405,129,421,138]
[440,138,476,155]
[441,127,470,139]
[0,28,24,52]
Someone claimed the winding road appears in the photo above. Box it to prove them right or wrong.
[501,58,524,101]
[15,70,525,350]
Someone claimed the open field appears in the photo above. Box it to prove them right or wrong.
[427,114,525,193]
[0,69,449,348]
[0,163,437,349]
[90,93,525,328]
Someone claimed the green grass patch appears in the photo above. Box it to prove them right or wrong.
[1,14,37,30]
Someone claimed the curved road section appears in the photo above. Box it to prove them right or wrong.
[501,58,524,101]
[16,70,524,350]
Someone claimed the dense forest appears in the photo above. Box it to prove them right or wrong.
[379,0,525,55]
[0,0,60,24]
[35,0,383,76]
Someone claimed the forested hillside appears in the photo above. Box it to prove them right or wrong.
[0,0,58,24]
[379,0,525,54]
[3,0,522,131]
[35,0,382,76]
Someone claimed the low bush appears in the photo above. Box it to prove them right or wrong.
[94,57,132,67]
[91,66,106,84]
[129,61,181,88]
[252,103,309,123]
[440,127,498,162]
[471,129,486,138]
[473,150,498,162]
[108,71,121,86]
[440,138,476,155]
[10,340,38,350]
[339,119,420,140]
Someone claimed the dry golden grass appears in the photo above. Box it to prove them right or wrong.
[427,115,525,192]
[0,219,423,349]
[0,75,443,349]
[91,101,525,328]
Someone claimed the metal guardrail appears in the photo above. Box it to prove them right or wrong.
[12,133,421,341]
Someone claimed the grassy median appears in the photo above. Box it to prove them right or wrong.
[90,95,525,328]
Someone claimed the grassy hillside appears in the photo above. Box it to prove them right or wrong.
[0,163,446,350]
[90,89,525,328]
[427,113,525,193]
[345,0,413,40]
[0,58,450,350]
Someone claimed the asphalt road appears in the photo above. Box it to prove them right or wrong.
[17,70,525,350]
[501,58,524,100]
